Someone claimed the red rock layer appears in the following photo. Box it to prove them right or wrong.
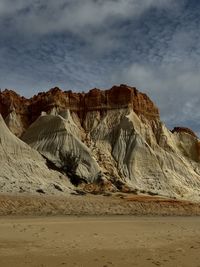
[0,84,159,132]
[30,84,160,121]
[0,89,30,130]
[0,89,28,117]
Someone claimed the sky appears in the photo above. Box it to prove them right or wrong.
[0,0,200,135]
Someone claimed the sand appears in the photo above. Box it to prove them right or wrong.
[0,216,199,267]
[0,193,200,216]
[0,193,200,266]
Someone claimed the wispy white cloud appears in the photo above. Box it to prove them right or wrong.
[0,0,199,135]
[0,0,180,41]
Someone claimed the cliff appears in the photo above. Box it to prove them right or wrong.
[0,85,200,201]
[0,84,159,136]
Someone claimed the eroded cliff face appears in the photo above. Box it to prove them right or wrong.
[0,114,73,195]
[0,84,159,136]
[1,85,200,200]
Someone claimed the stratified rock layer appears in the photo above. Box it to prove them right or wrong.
[0,85,159,136]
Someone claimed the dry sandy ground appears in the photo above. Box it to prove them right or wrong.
[0,216,200,267]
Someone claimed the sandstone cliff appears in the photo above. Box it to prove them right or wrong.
[0,85,200,201]
[0,85,159,136]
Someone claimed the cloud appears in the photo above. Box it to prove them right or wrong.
[0,0,200,136]
[108,3,200,135]
[110,58,200,136]
[0,0,177,35]
[0,0,31,16]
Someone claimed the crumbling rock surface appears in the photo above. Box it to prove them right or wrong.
[0,114,73,194]
[0,85,200,201]
[0,84,159,136]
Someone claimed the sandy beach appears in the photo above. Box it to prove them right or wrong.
[0,216,199,267]
[0,194,200,266]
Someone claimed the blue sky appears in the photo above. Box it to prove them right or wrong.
[0,0,200,135]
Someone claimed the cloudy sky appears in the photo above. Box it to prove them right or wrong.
[0,0,200,135]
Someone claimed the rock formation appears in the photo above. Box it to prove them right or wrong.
[0,85,159,136]
[0,114,73,195]
[22,112,101,184]
[0,84,200,200]
[172,127,197,138]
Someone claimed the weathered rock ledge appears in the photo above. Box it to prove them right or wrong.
[0,84,159,134]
